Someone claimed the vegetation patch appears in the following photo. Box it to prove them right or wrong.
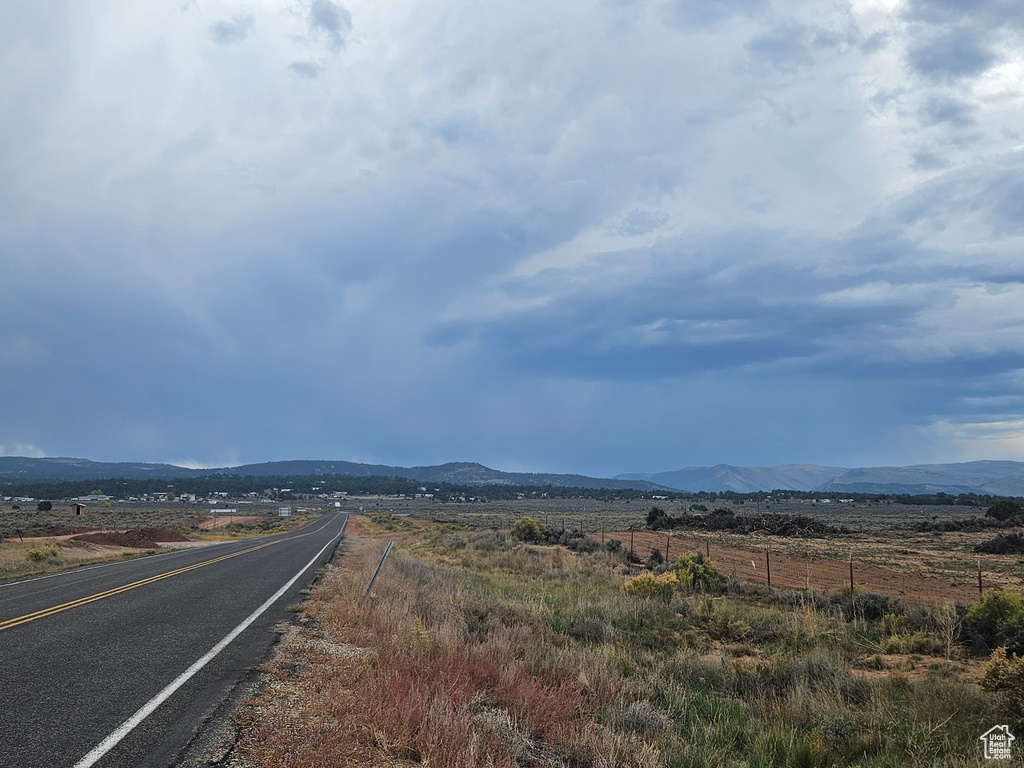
[649,508,848,537]
[233,521,1020,768]
[976,532,1024,555]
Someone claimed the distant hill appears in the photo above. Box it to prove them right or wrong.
[617,464,845,494]
[617,460,1024,495]
[0,457,662,491]
[4,456,1024,496]
[822,461,1024,496]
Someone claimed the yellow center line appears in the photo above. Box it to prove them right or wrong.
[0,515,343,633]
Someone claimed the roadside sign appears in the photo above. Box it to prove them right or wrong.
[278,507,292,517]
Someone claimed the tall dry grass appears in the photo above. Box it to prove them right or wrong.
[237,526,1018,768]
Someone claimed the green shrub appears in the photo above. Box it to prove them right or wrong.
[621,572,677,601]
[509,516,546,543]
[646,506,666,527]
[469,531,507,551]
[671,552,725,593]
[987,499,1023,521]
[26,548,48,563]
[367,512,412,531]
[979,646,1024,708]
[965,589,1024,654]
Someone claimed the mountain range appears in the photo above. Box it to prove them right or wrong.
[616,461,1024,496]
[0,457,659,491]
[2,457,1024,496]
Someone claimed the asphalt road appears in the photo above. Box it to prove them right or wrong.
[0,513,347,768]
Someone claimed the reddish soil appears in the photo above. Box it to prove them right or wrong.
[73,528,190,548]
[614,530,994,606]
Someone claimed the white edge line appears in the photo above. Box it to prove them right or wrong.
[72,516,346,768]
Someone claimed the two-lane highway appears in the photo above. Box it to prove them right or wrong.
[0,513,347,768]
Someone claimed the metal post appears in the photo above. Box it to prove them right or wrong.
[363,541,394,601]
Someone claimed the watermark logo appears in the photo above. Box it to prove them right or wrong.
[980,725,1015,760]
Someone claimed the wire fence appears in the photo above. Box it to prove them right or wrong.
[609,529,1013,607]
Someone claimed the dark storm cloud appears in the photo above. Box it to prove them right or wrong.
[1,0,1023,470]
[208,12,255,46]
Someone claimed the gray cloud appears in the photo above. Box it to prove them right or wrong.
[606,208,668,237]
[208,12,255,46]
[0,0,1022,471]
[665,0,767,28]
[920,94,975,127]
[907,25,999,80]
[905,0,1024,30]
[307,0,352,52]
[288,61,322,79]
[746,25,814,70]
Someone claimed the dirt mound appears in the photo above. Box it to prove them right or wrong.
[73,528,190,548]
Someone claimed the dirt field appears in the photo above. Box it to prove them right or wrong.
[615,529,1021,605]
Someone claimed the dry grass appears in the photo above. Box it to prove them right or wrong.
[0,538,144,580]
[234,520,1021,768]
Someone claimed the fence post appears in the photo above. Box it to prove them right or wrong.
[978,559,983,599]
[363,541,394,601]
[665,534,670,563]
[706,539,710,558]
[849,552,855,606]
[766,545,771,589]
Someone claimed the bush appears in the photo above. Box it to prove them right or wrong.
[621,572,677,601]
[979,646,1024,708]
[368,512,412,531]
[26,548,48,563]
[36,501,52,512]
[469,530,507,552]
[976,532,1024,555]
[645,548,664,569]
[646,506,666,527]
[671,553,725,593]
[604,538,623,553]
[965,589,1024,654]
[987,500,1023,521]
[510,516,546,543]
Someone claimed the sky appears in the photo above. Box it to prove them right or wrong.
[1,0,1023,476]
